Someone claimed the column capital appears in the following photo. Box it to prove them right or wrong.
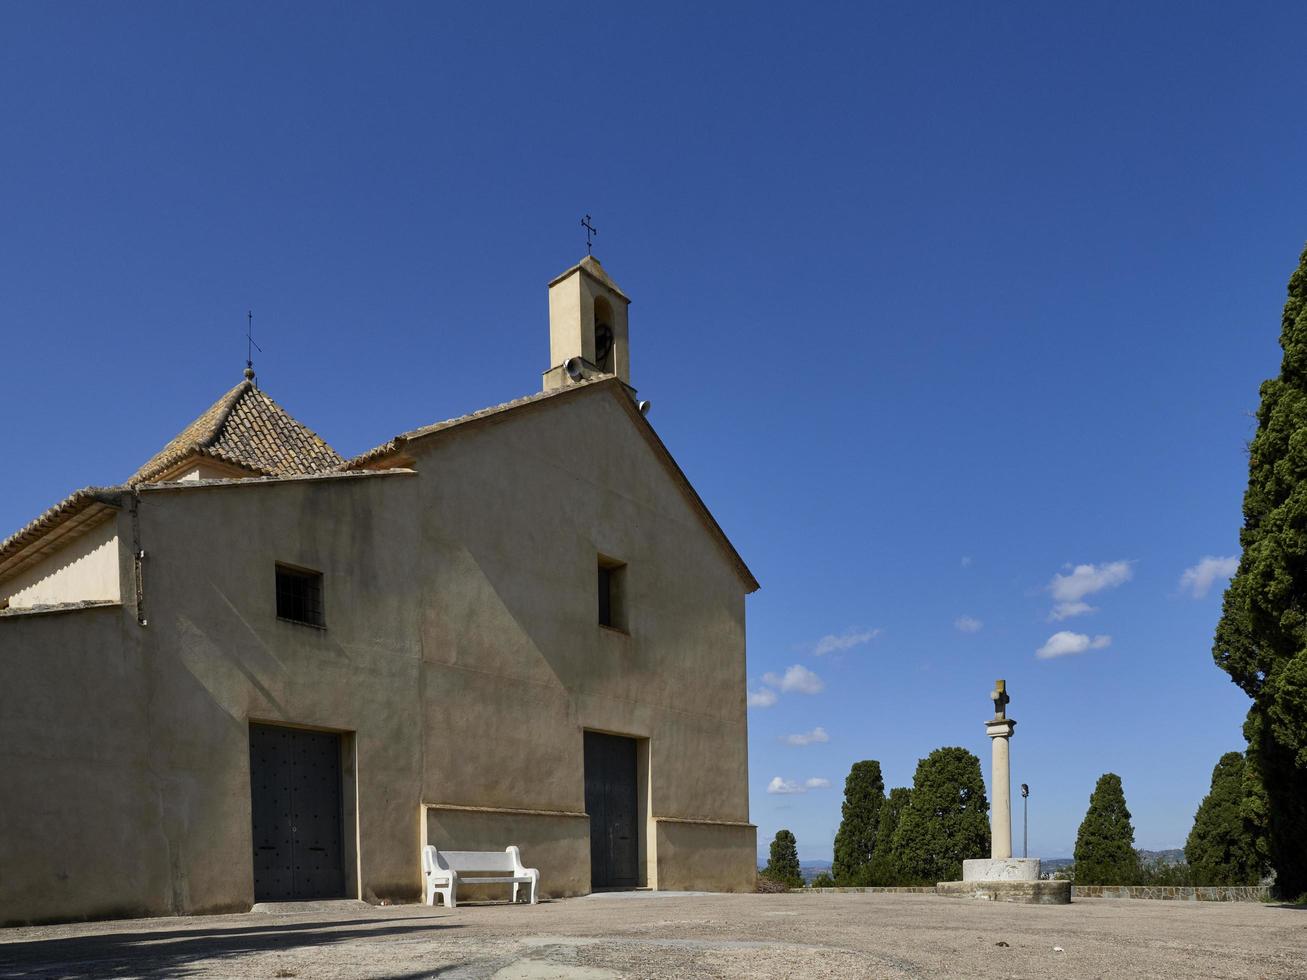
[985,718,1016,738]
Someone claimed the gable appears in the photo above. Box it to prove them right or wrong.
[354,379,758,593]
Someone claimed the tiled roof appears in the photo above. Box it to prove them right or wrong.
[131,379,343,485]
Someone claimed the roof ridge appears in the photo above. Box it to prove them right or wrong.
[199,379,255,449]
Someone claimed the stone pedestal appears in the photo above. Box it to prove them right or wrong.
[936,879,1072,904]
[962,858,1040,882]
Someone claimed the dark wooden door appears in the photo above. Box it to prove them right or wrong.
[583,731,640,888]
[249,723,346,902]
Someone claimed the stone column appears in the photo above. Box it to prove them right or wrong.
[986,716,1015,860]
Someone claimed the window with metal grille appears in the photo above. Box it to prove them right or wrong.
[276,564,324,627]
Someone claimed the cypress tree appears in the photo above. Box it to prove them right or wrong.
[1213,243,1307,898]
[831,760,885,885]
[762,829,803,888]
[889,747,989,884]
[1073,773,1140,885]
[867,786,912,885]
[1185,752,1266,885]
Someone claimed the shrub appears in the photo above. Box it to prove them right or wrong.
[1185,751,1267,886]
[889,747,989,884]
[1073,773,1141,885]
[867,787,912,885]
[761,829,803,888]
[832,760,884,885]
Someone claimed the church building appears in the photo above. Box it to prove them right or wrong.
[0,257,759,925]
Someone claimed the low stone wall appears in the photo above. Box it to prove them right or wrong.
[790,887,936,894]
[791,884,1273,902]
[1071,884,1271,902]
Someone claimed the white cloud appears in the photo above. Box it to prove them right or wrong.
[1048,561,1132,619]
[1036,631,1112,660]
[1049,600,1096,621]
[763,664,825,695]
[748,688,778,708]
[954,615,983,633]
[1179,556,1238,599]
[811,627,881,656]
[767,776,829,794]
[767,777,805,795]
[782,727,830,746]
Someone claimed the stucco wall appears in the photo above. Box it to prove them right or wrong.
[0,385,754,924]
[654,820,758,893]
[0,604,169,925]
[1,517,120,608]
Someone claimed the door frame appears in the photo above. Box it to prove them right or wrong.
[581,728,651,889]
[246,719,360,902]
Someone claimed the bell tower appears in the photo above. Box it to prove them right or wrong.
[542,255,633,392]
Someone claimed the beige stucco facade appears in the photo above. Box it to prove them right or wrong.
[0,378,757,925]
[0,516,120,609]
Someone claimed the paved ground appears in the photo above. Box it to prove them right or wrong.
[1,891,1304,979]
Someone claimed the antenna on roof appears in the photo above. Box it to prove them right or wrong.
[245,310,262,385]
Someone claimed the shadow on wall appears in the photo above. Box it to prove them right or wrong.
[0,917,460,979]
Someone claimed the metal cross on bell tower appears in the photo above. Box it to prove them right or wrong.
[581,214,597,255]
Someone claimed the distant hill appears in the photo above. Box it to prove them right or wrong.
[757,859,833,884]
[1042,848,1184,875]
[764,851,1186,884]
[1139,848,1185,865]
[799,860,832,883]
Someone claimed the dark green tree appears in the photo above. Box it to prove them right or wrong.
[1213,243,1307,898]
[867,787,912,885]
[1185,752,1267,885]
[889,748,989,884]
[762,829,803,888]
[832,760,885,884]
[1073,773,1140,885]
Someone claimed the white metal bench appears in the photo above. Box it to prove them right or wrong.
[422,845,539,908]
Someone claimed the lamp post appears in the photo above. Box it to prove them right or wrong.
[1020,783,1029,859]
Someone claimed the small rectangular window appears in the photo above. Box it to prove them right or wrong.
[276,563,324,627]
[598,556,626,632]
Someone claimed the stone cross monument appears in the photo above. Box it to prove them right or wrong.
[987,679,1015,860]
[936,678,1071,902]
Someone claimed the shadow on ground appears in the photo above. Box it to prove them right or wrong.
[0,917,460,979]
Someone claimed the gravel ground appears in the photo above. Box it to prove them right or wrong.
[1,891,1304,979]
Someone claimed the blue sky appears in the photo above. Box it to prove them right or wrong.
[3,3,1306,861]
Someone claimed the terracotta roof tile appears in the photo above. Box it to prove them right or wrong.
[131,380,343,484]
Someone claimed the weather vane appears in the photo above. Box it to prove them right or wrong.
[581,214,597,255]
[245,310,262,381]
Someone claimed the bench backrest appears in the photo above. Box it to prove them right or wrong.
[424,845,518,874]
